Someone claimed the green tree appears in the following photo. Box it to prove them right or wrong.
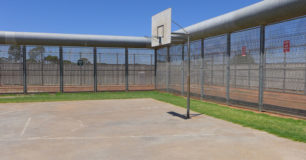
[230,54,255,64]
[44,55,59,64]
[8,45,21,62]
[28,46,45,63]
[79,57,91,64]
[63,60,72,64]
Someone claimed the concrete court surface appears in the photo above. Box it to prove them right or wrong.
[0,99,305,160]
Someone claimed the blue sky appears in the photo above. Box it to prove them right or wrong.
[1,0,261,37]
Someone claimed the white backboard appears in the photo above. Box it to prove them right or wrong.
[152,8,171,47]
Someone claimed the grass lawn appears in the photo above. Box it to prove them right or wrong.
[0,91,305,143]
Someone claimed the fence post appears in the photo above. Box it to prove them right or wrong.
[59,46,64,93]
[154,49,157,89]
[93,47,97,92]
[167,46,170,92]
[133,53,136,85]
[226,33,231,105]
[201,39,205,99]
[181,44,185,96]
[125,47,129,91]
[258,25,265,112]
[211,55,214,85]
[304,63,306,94]
[22,45,27,94]
[41,52,44,86]
[283,51,287,93]
[248,56,251,88]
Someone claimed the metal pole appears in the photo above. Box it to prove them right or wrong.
[150,54,153,86]
[125,47,129,91]
[187,35,191,119]
[167,46,170,92]
[248,52,251,88]
[41,52,44,86]
[211,55,214,85]
[234,59,237,88]
[223,49,225,86]
[182,44,185,96]
[59,46,64,93]
[304,61,306,95]
[154,49,157,89]
[226,33,231,105]
[93,47,97,92]
[79,52,82,86]
[200,39,205,99]
[258,25,265,112]
[283,51,287,93]
[134,54,136,85]
[116,53,118,85]
[23,45,27,94]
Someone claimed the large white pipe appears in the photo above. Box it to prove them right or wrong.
[0,31,151,48]
[0,0,305,47]
[174,0,306,41]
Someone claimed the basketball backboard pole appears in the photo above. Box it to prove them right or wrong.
[152,8,191,119]
[172,31,191,119]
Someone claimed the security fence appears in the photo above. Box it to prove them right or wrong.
[157,16,306,117]
[0,7,305,118]
[0,45,154,93]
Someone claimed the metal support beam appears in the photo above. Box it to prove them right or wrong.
[248,59,251,88]
[211,55,214,85]
[22,45,27,94]
[283,52,287,93]
[200,39,205,99]
[258,25,265,112]
[154,49,157,89]
[304,61,306,95]
[186,35,191,119]
[226,33,231,105]
[181,44,185,96]
[59,46,64,93]
[125,47,129,91]
[41,52,44,86]
[93,47,97,92]
[133,54,136,85]
[166,46,170,92]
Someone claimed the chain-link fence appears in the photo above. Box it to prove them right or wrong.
[0,16,305,117]
[128,48,155,91]
[156,16,306,117]
[0,45,154,93]
[0,45,23,93]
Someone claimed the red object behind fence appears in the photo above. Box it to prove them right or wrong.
[242,46,246,56]
[283,40,290,53]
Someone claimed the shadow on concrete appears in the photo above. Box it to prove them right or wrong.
[167,111,202,120]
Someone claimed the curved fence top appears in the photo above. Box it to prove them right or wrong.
[0,0,306,48]
[0,31,151,48]
[174,0,306,42]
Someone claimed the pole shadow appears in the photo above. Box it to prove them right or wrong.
[167,111,202,120]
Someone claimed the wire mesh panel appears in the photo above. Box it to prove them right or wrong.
[156,47,167,90]
[26,46,60,93]
[63,47,94,92]
[203,35,227,100]
[169,45,183,94]
[96,48,125,91]
[0,45,23,93]
[189,40,202,96]
[264,17,306,116]
[128,48,154,91]
[230,28,260,106]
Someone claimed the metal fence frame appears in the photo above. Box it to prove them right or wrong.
[157,16,306,117]
[0,45,155,94]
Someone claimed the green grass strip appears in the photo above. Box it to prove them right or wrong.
[0,91,305,142]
